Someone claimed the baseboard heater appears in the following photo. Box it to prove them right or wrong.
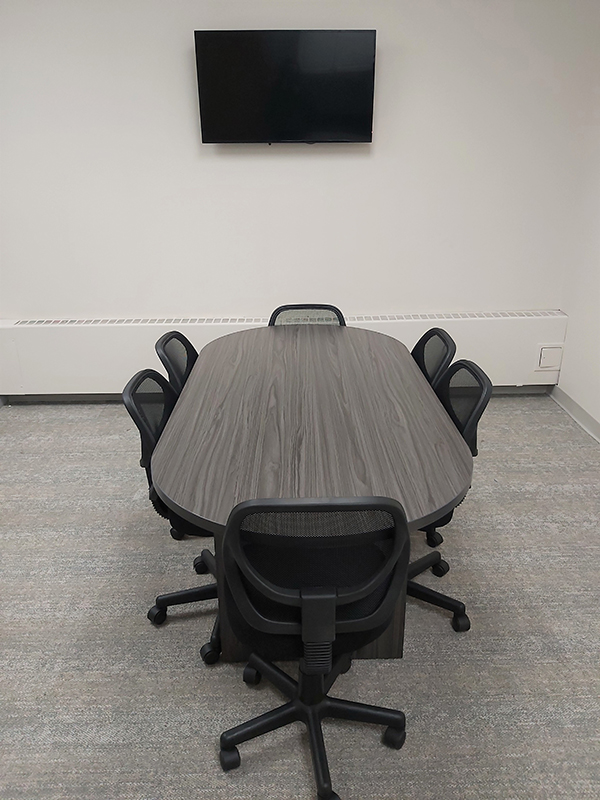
[0,310,568,395]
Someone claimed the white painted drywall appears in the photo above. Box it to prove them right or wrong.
[0,0,589,321]
[549,1,600,425]
[557,132,600,423]
[1,1,599,421]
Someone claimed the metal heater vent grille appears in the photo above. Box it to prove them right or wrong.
[13,309,566,326]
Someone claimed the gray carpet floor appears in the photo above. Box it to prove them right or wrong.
[1,395,599,800]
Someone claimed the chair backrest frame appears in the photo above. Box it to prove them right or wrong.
[155,330,198,395]
[223,496,410,646]
[434,359,492,456]
[122,368,179,470]
[411,327,456,389]
[268,304,346,326]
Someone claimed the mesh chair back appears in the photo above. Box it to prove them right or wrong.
[223,498,410,671]
[268,304,346,326]
[122,369,178,471]
[411,328,456,388]
[155,331,198,394]
[435,359,492,456]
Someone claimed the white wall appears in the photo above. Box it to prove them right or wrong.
[557,121,600,423]
[0,0,590,322]
[548,0,600,426]
[1,0,599,421]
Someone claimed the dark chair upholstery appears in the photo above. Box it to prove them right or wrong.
[122,369,219,649]
[155,331,198,395]
[218,497,410,800]
[122,368,211,538]
[122,369,178,516]
[435,359,493,458]
[411,327,456,389]
[407,360,493,633]
[421,358,493,547]
[268,304,346,326]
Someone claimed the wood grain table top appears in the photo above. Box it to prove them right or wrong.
[151,325,473,533]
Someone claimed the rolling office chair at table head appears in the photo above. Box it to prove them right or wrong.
[121,368,208,539]
[420,358,493,547]
[411,327,456,389]
[268,304,346,326]
[155,330,198,395]
[218,497,411,800]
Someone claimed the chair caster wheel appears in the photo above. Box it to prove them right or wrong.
[383,726,406,750]
[193,555,208,574]
[339,656,352,674]
[431,559,449,577]
[170,527,185,540]
[426,530,443,547]
[200,642,220,665]
[220,746,240,771]
[243,665,262,686]
[452,613,471,632]
[147,606,167,625]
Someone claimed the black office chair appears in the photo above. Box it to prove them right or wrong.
[268,304,346,326]
[121,369,209,540]
[122,369,177,521]
[436,359,493,458]
[218,497,410,800]
[406,360,493,632]
[155,330,198,395]
[122,369,220,650]
[420,359,493,547]
[411,327,456,389]
[147,546,222,664]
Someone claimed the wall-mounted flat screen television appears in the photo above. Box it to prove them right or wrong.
[194,30,376,144]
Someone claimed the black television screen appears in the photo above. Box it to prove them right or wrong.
[194,30,376,144]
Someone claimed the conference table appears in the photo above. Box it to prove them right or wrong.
[151,324,473,661]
